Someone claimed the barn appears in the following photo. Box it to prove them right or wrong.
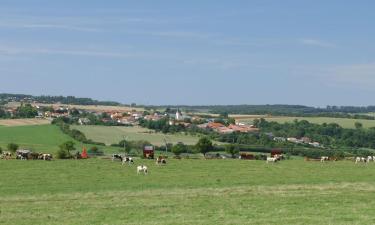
[143,145,154,159]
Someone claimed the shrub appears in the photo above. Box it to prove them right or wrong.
[7,143,19,153]
[56,149,70,159]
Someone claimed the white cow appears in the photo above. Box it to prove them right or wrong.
[137,165,148,175]
[321,156,329,162]
[42,154,53,161]
[266,157,278,163]
[355,157,367,164]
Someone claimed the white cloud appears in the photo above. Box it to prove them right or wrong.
[0,46,145,58]
[290,62,375,89]
[299,39,336,48]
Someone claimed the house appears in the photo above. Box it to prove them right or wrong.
[78,118,90,125]
[273,137,286,142]
[301,137,311,143]
[217,127,234,134]
[207,122,226,130]
[228,124,259,133]
[309,142,321,148]
[287,137,298,143]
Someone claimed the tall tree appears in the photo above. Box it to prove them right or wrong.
[195,137,213,157]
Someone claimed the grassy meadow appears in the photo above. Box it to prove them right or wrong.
[0,125,122,154]
[238,116,375,129]
[1,159,375,224]
[0,125,73,153]
[72,125,201,146]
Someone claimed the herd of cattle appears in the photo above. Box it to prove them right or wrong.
[1,150,52,161]
[111,154,167,175]
[2,150,375,172]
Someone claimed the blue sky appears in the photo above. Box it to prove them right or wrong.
[0,0,374,106]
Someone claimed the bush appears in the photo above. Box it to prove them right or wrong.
[0,147,2,154]
[56,149,70,159]
[7,143,19,153]
[87,146,104,156]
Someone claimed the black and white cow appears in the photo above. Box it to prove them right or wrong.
[122,157,134,165]
[112,154,123,162]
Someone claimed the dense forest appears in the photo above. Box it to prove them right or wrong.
[146,104,375,119]
[0,93,121,106]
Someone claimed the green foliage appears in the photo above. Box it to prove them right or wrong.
[355,122,363,129]
[87,146,104,156]
[172,142,187,156]
[15,103,38,118]
[195,137,213,156]
[59,141,75,154]
[256,119,375,149]
[7,143,19,153]
[0,146,2,154]
[56,148,70,159]
[225,144,240,158]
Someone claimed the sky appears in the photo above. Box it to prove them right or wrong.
[0,0,375,106]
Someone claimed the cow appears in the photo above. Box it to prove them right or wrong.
[137,165,148,175]
[156,156,167,165]
[112,154,123,162]
[1,152,12,160]
[355,157,367,164]
[321,156,329,162]
[122,157,134,165]
[16,153,28,160]
[367,156,375,163]
[42,154,53,161]
[266,157,278,163]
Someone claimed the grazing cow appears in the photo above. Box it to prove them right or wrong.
[42,154,53,161]
[266,157,278,163]
[122,157,134,165]
[17,153,28,160]
[156,156,167,165]
[355,157,367,164]
[367,156,375,163]
[321,156,329,162]
[273,154,284,161]
[137,165,148,175]
[1,152,12,160]
[112,154,123,162]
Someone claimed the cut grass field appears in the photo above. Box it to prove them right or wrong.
[72,125,202,146]
[0,118,51,126]
[1,159,375,224]
[238,116,375,129]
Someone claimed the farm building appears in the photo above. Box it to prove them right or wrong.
[143,145,155,159]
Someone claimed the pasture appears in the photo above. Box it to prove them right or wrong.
[237,116,375,129]
[0,125,126,154]
[0,125,73,153]
[1,159,375,224]
[72,125,201,146]
[0,118,51,127]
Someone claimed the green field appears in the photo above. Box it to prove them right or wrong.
[0,125,123,154]
[239,116,375,129]
[1,159,375,224]
[0,125,74,153]
[72,125,201,146]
